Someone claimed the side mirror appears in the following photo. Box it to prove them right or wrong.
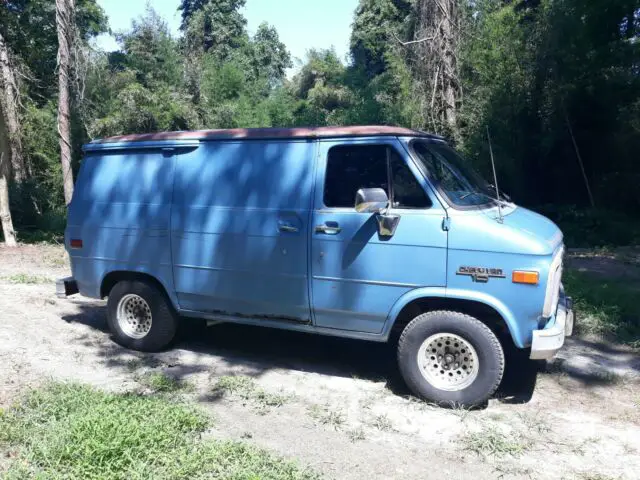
[355,188,389,213]
[355,188,400,237]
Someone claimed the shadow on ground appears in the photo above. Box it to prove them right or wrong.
[60,302,635,405]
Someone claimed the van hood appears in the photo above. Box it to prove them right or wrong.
[448,204,563,256]
[501,205,563,254]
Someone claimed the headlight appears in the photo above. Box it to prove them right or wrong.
[542,246,564,317]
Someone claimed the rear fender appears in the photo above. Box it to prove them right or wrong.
[99,266,180,311]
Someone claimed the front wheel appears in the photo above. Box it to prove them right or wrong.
[397,311,504,407]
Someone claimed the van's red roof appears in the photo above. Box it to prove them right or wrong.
[92,125,440,143]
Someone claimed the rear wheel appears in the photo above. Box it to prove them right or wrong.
[397,310,504,407]
[107,280,177,352]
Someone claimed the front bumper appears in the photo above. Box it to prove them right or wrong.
[56,276,79,298]
[530,288,574,360]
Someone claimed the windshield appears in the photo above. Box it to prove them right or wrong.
[411,141,497,208]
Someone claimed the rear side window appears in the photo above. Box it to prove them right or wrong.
[323,145,431,209]
[73,151,173,205]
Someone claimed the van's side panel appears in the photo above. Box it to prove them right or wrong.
[66,149,175,299]
[171,140,314,322]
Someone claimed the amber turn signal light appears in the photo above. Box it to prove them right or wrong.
[512,270,539,285]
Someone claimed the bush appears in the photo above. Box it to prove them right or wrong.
[536,205,640,248]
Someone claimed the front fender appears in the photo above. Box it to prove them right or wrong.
[381,287,525,348]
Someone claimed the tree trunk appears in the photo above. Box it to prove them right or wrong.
[56,0,75,205]
[0,31,25,183]
[409,0,462,142]
[0,153,17,246]
[439,0,458,139]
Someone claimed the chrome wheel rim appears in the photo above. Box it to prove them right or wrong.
[417,333,479,391]
[116,294,152,339]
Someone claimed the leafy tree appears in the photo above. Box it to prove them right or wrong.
[350,0,411,79]
[250,22,292,86]
[180,0,247,57]
[0,0,105,243]
[289,49,354,126]
[116,8,183,88]
[88,7,199,138]
[0,0,107,101]
[2,0,640,245]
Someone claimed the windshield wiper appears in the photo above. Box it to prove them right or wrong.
[459,191,510,206]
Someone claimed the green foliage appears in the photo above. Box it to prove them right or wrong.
[117,7,183,88]
[0,0,107,101]
[288,49,357,126]
[459,0,640,211]
[350,0,412,78]
[251,22,292,85]
[564,269,640,348]
[12,100,65,229]
[2,0,640,245]
[1,0,106,236]
[0,382,318,479]
[538,206,640,248]
[180,0,248,57]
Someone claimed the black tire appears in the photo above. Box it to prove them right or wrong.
[106,280,178,352]
[397,310,504,407]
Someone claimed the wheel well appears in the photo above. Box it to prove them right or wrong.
[100,271,168,299]
[389,297,515,349]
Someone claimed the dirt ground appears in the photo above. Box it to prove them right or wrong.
[1,244,639,480]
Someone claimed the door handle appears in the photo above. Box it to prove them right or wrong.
[315,222,341,235]
[278,220,299,233]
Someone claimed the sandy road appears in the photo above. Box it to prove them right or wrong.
[1,244,639,479]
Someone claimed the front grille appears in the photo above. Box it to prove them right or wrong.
[542,246,564,318]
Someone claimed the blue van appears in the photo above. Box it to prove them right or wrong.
[57,126,573,406]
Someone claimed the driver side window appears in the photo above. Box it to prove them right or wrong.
[323,144,431,209]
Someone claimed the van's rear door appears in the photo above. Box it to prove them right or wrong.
[310,137,447,333]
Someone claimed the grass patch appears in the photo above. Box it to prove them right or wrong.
[3,273,52,284]
[212,375,290,413]
[45,254,68,267]
[137,371,189,393]
[0,382,318,479]
[0,382,206,478]
[307,404,346,430]
[371,414,394,432]
[578,474,618,480]
[516,411,551,435]
[461,425,530,457]
[346,427,366,442]
[125,356,161,372]
[564,268,640,348]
